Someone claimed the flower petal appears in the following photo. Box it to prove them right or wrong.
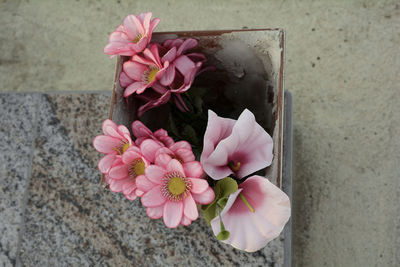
[167,159,185,175]
[93,135,122,154]
[145,165,165,184]
[149,17,160,35]
[123,61,148,81]
[191,187,215,205]
[141,185,166,207]
[124,14,144,39]
[146,205,164,219]
[200,110,236,180]
[124,82,148,97]
[122,179,136,195]
[141,12,152,32]
[175,148,195,163]
[170,141,191,151]
[104,42,136,56]
[182,161,203,178]
[155,153,173,169]
[188,178,209,194]
[174,55,196,79]
[102,119,118,135]
[177,38,198,55]
[108,177,130,192]
[98,154,116,174]
[122,149,141,164]
[124,191,137,201]
[163,201,183,228]
[183,194,198,221]
[109,164,129,179]
[161,47,177,63]
[140,139,164,163]
[180,216,192,226]
[159,65,176,86]
[131,120,152,138]
[136,175,155,192]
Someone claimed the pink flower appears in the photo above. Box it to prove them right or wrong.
[136,158,215,228]
[122,44,169,97]
[104,12,160,56]
[106,138,163,200]
[158,38,207,93]
[131,120,175,148]
[119,38,212,116]
[200,109,273,180]
[93,119,133,174]
[210,176,290,252]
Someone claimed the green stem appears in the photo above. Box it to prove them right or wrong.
[239,193,255,213]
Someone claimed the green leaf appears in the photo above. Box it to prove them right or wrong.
[201,177,238,224]
[215,177,238,199]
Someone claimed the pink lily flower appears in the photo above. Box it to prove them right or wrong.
[200,109,273,180]
[93,119,133,174]
[210,176,291,252]
[122,44,169,97]
[104,12,160,56]
[131,120,175,148]
[136,157,215,228]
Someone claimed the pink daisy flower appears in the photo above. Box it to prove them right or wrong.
[122,44,169,97]
[137,158,215,228]
[104,12,160,56]
[93,119,133,174]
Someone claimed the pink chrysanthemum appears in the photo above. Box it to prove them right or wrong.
[122,44,169,97]
[93,119,133,174]
[104,12,160,56]
[137,157,215,228]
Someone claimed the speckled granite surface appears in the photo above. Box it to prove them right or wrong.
[0,93,286,266]
[0,94,39,266]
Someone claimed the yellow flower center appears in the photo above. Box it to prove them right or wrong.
[132,33,143,44]
[147,68,159,83]
[114,142,130,155]
[168,177,186,196]
[121,143,130,153]
[129,158,146,178]
[161,171,192,202]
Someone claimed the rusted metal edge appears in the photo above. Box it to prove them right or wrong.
[276,30,285,188]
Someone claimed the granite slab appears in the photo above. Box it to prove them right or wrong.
[17,93,285,266]
[0,94,39,266]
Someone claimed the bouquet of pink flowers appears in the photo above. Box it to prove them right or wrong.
[94,12,290,252]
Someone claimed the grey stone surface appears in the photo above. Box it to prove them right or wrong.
[18,94,285,266]
[0,94,39,266]
[1,0,399,266]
